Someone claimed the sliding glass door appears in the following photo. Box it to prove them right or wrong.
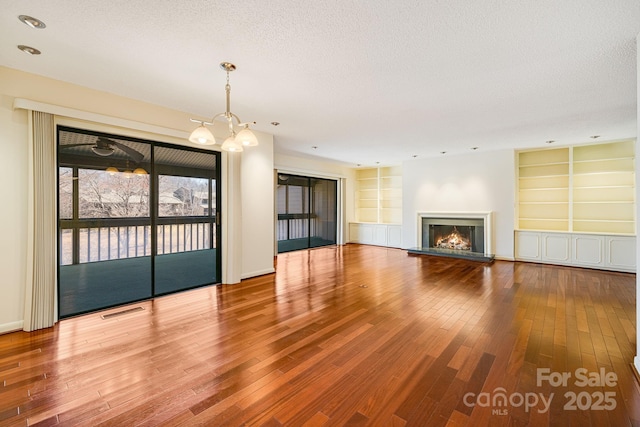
[57,127,220,317]
[276,173,337,253]
[153,146,218,295]
[58,134,153,316]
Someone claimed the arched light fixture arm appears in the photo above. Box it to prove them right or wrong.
[190,118,214,126]
[187,62,259,152]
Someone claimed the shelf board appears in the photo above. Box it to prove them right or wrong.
[573,185,634,189]
[573,171,634,176]
[573,156,635,163]
[519,202,569,205]
[519,161,570,168]
[518,174,570,179]
[573,201,634,204]
[519,187,569,191]
[519,217,569,221]
[519,190,568,194]
[573,219,634,223]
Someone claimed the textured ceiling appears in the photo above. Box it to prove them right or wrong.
[1,1,639,166]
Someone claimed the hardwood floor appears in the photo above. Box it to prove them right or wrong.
[1,244,638,426]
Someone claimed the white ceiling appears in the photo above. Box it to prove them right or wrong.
[1,1,639,166]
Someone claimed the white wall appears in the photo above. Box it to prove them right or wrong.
[0,88,29,333]
[635,32,640,373]
[402,149,516,260]
[242,135,275,278]
[0,66,275,332]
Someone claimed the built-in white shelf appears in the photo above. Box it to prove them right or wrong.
[517,140,635,235]
[515,140,635,271]
[355,166,402,225]
[352,166,403,248]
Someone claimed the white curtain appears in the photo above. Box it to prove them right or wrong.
[23,111,57,331]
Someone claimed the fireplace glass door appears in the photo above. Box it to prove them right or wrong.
[423,217,485,254]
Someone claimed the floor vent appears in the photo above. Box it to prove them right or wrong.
[101,306,144,319]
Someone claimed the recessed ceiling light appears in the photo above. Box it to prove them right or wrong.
[17,45,41,55]
[270,122,280,126]
[18,15,46,29]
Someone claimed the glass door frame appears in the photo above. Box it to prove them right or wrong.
[56,126,222,317]
[276,172,338,253]
[152,143,221,296]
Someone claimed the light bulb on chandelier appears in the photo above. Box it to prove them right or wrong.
[188,62,258,152]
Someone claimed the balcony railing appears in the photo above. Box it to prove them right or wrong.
[276,214,319,241]
[157,222,211,255]
[60,218,214,265]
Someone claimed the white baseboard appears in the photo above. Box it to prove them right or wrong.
[633,357,640,381]
[0,320,23,334]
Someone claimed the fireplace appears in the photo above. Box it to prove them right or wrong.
[409,212,494,261]
[426,218,484,253]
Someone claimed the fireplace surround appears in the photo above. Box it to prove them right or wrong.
[409,211,494,262]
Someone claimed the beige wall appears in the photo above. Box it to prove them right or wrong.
[0,66,277,332]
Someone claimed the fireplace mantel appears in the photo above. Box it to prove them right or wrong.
[411,211,494,261]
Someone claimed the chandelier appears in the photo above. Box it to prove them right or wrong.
[188,62,258,152]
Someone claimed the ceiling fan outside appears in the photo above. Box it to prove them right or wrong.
[61,137,145,163]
